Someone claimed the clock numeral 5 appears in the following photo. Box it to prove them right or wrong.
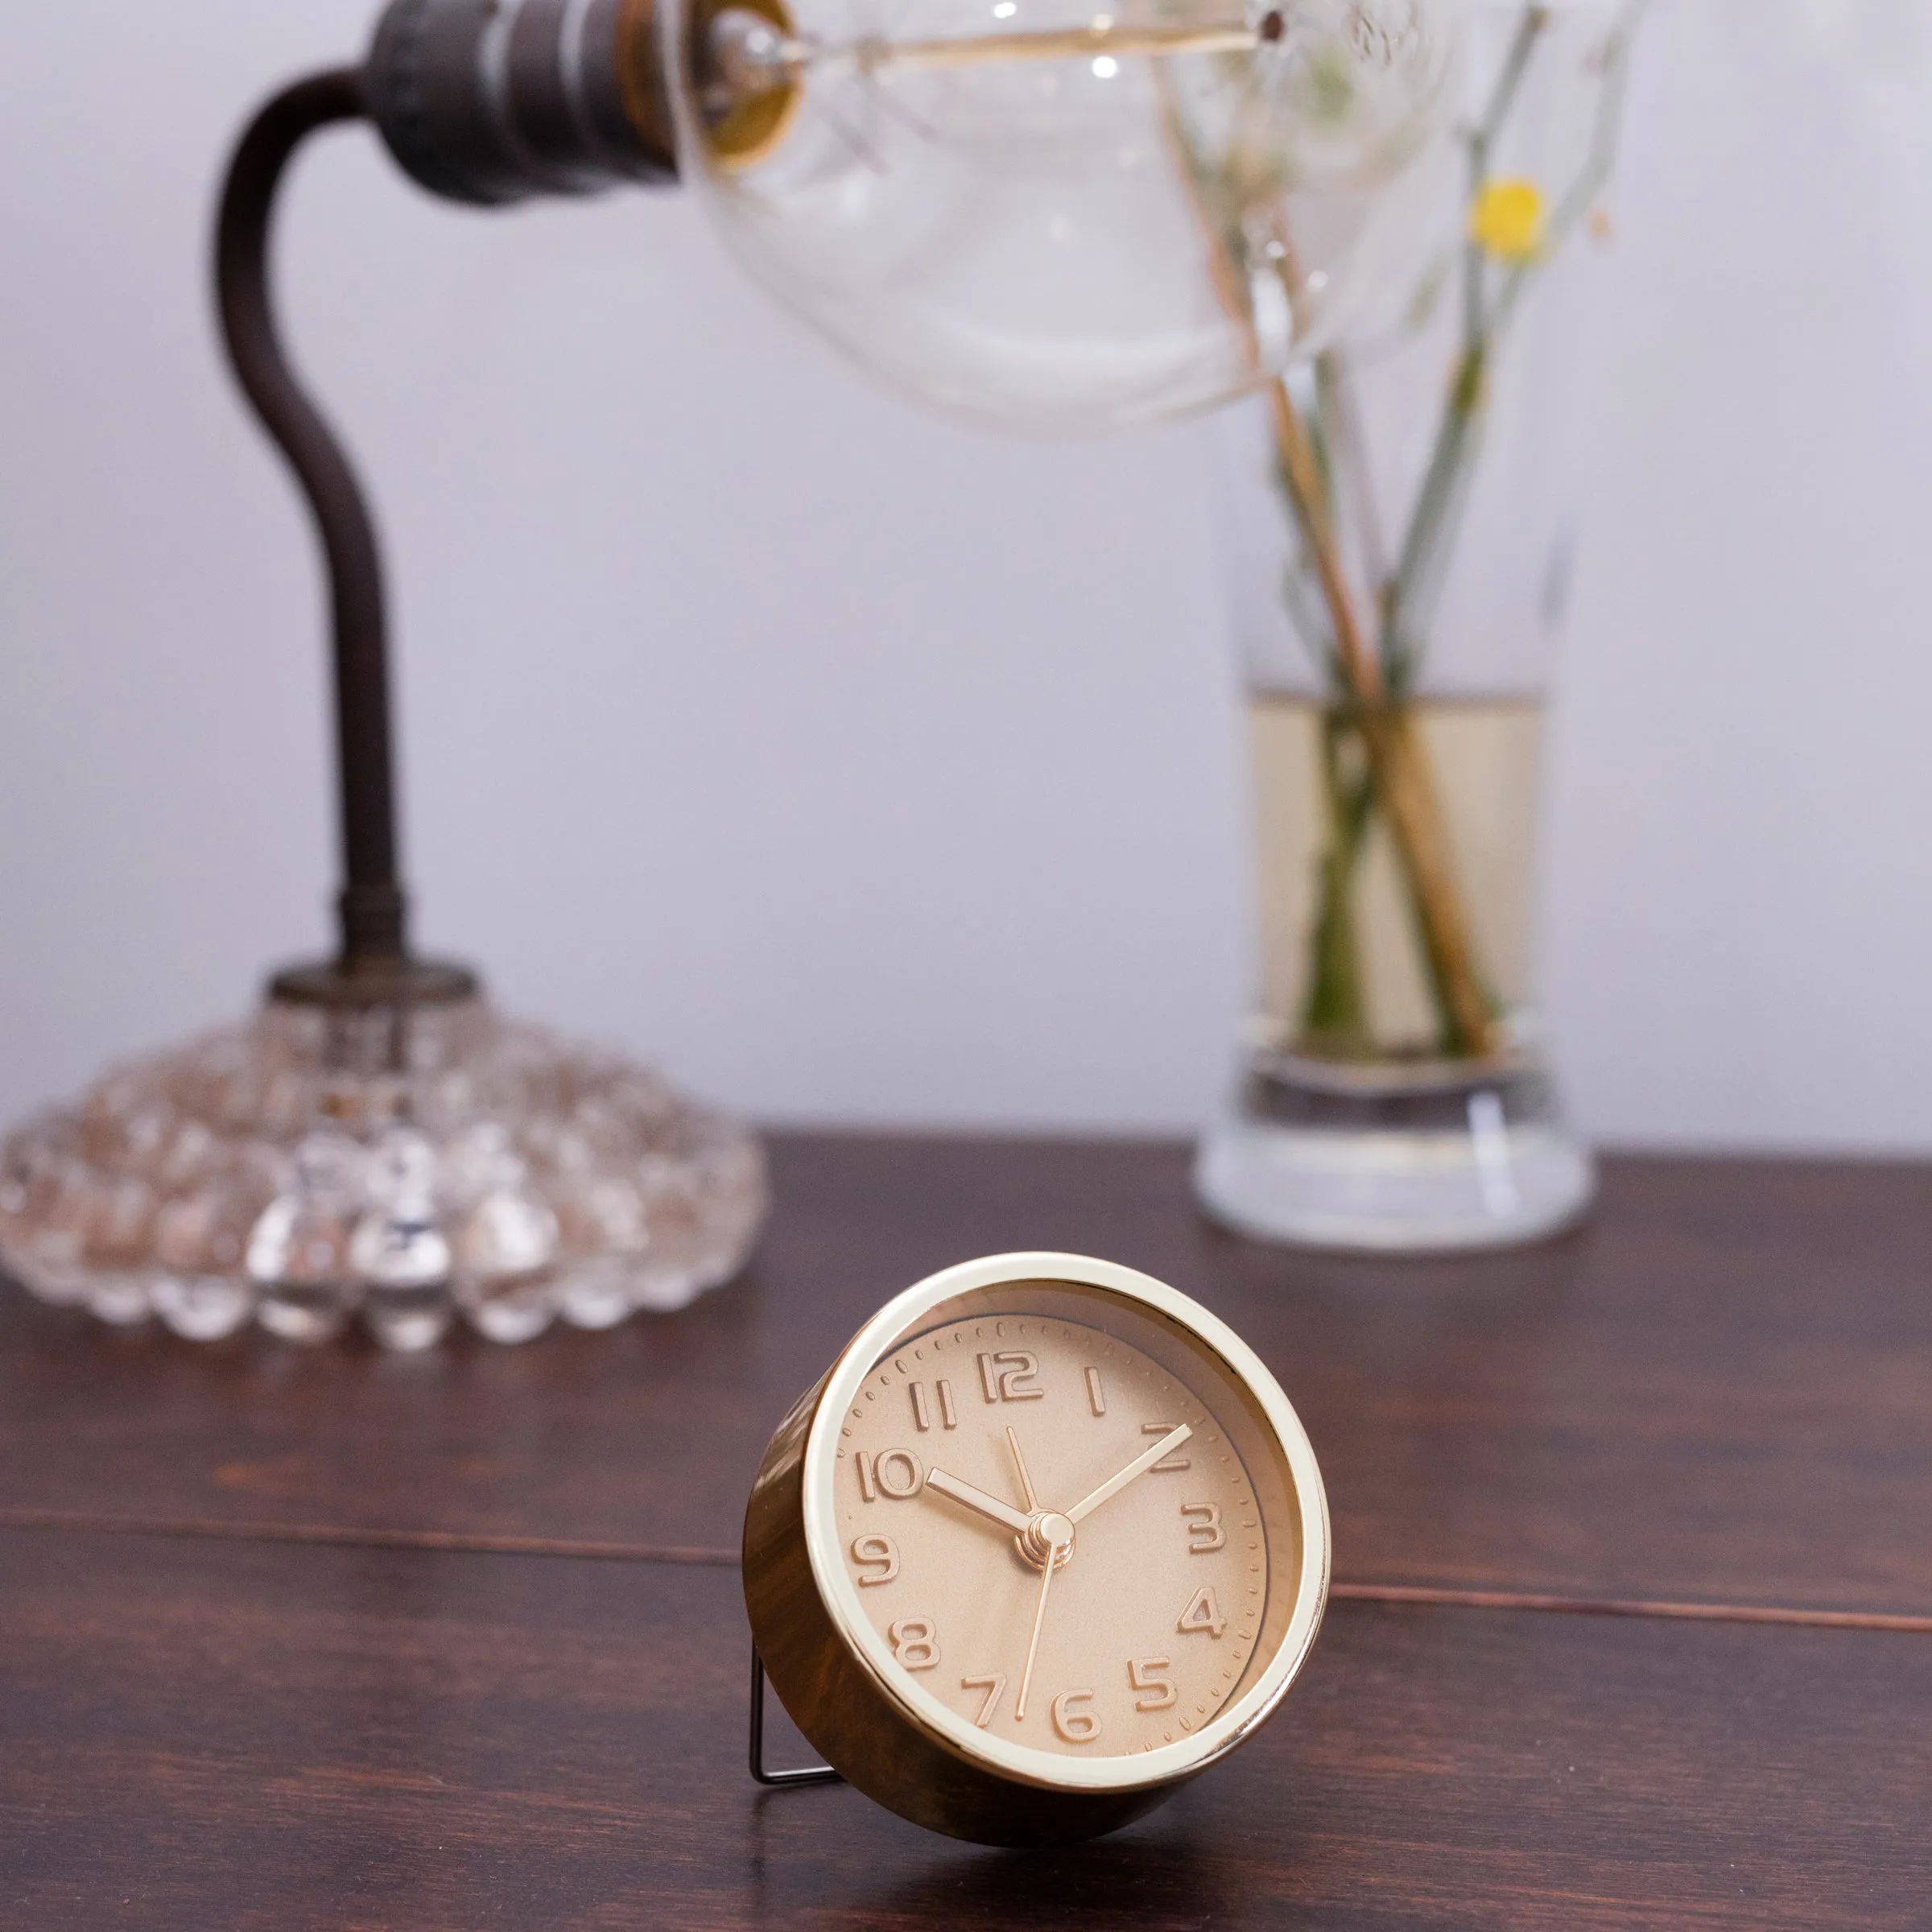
[976,1351,1043,1403]
[854,1448,924,1502]
[961,1671,1008,1728]
[1128,1657,1175,1711]
[850,1534,899,1585]
[1051,1690,1100,1744]
[889,1618,940,1670]
[1181,1502,1225,1553]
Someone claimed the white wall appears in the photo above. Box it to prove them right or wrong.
[2,1,1929,1151]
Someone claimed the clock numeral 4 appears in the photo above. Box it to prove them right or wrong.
[961,1671,1008,1728]
[908,1379,957,1432]
[976,1351,1044,1403]
[1141,1422,1191,1472]
[855,1448,924,1502]
[1051,1690,1100,1744]
[1128,1657,1176,1711]
[850,1534,899,1585]
[1181,1502,1225,1553]
[889,1619,940,1670]
[1177,1586,1226,1638]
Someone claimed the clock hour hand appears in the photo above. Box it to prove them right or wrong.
[925,1466,1035,1537]
[1064,1422,1192,1525]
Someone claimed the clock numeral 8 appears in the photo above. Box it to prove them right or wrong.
[850,1534,899,1585]
[1050,1690,1100,1744]
[889,1618,940,1670]
[1128,1657,1175,1711]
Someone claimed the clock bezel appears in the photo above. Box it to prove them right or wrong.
[800,1250,1331,1794]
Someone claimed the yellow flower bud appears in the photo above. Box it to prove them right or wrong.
[1468,177,1545,262]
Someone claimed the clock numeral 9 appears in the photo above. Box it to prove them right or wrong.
[1050,1690,1100,1744]
[976,1351,1043,1403]
[889,1618,940,1671]
[1128,1657,1175,1711]
[854,1448,924,1502]
[850,1534,899,1586]
[1181,1502,1225,1553]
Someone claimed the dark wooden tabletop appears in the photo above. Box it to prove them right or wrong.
[3,1133,1930,1927]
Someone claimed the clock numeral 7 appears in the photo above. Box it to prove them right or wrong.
[976,1351,1043,1404]
[960,1671,1008,1728]
[1128,1657,1175,1711]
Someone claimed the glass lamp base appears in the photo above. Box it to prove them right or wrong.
[1194,1048,1595,1254]
[0,996,766,1349]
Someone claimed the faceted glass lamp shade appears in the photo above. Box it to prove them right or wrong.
[0,1001,766,1350]
[671,0,1463,427]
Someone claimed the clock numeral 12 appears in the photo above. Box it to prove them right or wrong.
[976,1351,1044,1403]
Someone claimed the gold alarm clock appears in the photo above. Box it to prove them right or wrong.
[742,1252,1330,1845]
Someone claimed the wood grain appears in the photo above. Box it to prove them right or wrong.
[2,1527,1926,1930]
[3,1135,1931,1615]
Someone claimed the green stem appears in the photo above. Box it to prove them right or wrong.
[1297,707,1379,1057]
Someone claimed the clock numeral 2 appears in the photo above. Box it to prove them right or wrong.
[1141,1422,1191,1472]
[855,1448,923,1501]
[889,1619,939,1670]
[1177,1587,1226,1638]
[1129,1657,1176,1711]
[908,1379,957,1432]
[1051,1690,1100,1744]
[850,1534,898,1585]
[1182,1502,1225,1553]
[976,1351,1044,1403]
[961,1671,1008,1728]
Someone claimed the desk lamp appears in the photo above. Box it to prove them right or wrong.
[0,0,1459,1348]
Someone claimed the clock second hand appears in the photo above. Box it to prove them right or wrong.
[1013,1510,1072,1722]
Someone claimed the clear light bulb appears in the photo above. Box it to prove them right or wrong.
[664,0,1463,427]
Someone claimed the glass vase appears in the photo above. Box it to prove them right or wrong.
[1195,2,1644,1253]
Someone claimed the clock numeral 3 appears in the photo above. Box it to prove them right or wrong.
[961,1671,1008,1727]
[1141,1422,1191,1472]
[1050,1690,1100,1744]
[1181,1502,1225,1553]
[889,1618,940,1670]
[976,1351,1043,1403]
[855,1448,924,1502]
[850,1534,899,1585]
[1177,1586,1226,1638]
[1128,1657,1175,1711]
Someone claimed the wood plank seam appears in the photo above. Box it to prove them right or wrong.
[4,1507,1930,1637]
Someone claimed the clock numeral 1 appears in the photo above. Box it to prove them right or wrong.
[855,1448,924,1501]
[1141,1422,1191,1472]
[907,1379,957,1432]
[977,1351,1044,1403]
[1084,1367,1106,1417]
[850,1534,899,1585]
[1181,1502,1225,1553]
[961,1671,1007,1728]
[1050,1690,1100,1744]
[1128,1657,1175,1711]
[889,1618,939,1670]
[1177,1586,1226,1638]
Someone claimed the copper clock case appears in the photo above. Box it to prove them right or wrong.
[741,1252,1331,1845]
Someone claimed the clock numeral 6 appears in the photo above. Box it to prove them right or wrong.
[889,1618,940,1670]
[976,1351,1044,1403]
[1181,1502,1225,1553]
[850,1534,899,1585]
[1050,1690,1100,1744]
[855,1448,924,1502]
[1128,1657,1175,1711]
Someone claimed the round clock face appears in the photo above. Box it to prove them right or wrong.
[802,1261,1327,1790]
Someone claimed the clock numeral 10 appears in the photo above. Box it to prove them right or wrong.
[1177,1587,1226,1638]
[1181,1502,1225,1553]
[1128,1657,1176,1711]
[1141,1422,1191,1472]
[976,1351,1044,1403]
[1050,1690,1100,1744]
[889,1618,939,1670]
[961,1671,1008,1728]
[907,1379,957,1432]
[850,1534,899,1585]
[854,1448,923,1501]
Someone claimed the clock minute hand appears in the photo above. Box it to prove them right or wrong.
[1064,1422,1193,1525]
[925,1466,1036,1537]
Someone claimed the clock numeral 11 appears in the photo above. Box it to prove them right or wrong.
[908,1379,957,1432]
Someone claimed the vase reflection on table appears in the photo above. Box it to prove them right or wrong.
[1196,2,1646,1253]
